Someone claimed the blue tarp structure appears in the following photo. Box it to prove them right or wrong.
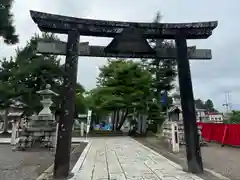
[103,124,112,131]
[94,123,112,131]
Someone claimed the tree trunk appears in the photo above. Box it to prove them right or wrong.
[154,40,161,103]
[115,109,120,130]
[117,108,129,130]
[96,114,100,124]
[112,111,116,131]
[155,59,161,104]
[2,109,9,134]
[119,109,125,125]
[139,114,143,134]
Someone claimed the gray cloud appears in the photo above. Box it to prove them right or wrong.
[1,0,240,111]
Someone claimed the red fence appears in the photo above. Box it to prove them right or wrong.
[197,122,240,146]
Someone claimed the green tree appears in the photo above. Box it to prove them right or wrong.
[91,59,153,130]
[0,33,64,113]
[139,12,177,130]
[0,33,86,133]
[75,89,87,116]
[204,99,217,112]
[195,98,206,109]
[0,0,18,44]
[147,101,165,132]
[0,80,18,133]
[228,110,240,124]
[195,98,218,112]
[84,88,109,126]
[142,11,177,108]
[204,99,214,110]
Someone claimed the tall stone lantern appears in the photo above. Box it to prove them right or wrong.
[15,84,59,150]
[36,84,59,123]
[29,84,58,129]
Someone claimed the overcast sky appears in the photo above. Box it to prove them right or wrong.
[1,0,239,111]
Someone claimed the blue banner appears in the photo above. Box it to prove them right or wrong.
[161,91,168,106]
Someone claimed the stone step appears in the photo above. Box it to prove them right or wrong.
[88,130,128,137]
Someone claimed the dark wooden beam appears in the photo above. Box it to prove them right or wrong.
[30,10,218,39]
[37,41,212,60]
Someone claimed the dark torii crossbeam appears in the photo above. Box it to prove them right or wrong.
[37,41,212,59]
[30,10,218,178]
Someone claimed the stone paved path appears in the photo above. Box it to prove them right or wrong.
[72,137,203,180]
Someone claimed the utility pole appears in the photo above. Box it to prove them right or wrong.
[227,91,232,112]
[223,91,231,113]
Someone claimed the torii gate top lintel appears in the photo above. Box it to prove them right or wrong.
[30,10,218,39]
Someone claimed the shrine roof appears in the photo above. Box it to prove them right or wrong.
[205,112,223,116]
[30,10,218,39]
[36,89,58,96]
[168,105,182,113]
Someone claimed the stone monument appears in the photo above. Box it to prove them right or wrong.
[168,87,184,144]
[166,85,203,145]
[14,84,58,150]
[9,100,26,145]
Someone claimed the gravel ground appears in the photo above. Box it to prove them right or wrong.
[0,145,54,180]
[0,132,11,138]
[0,143,87,180]
[135,137,240,180]
[201,143,240,180]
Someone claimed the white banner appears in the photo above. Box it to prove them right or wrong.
[87,110,92,125]
[86,110,92,133]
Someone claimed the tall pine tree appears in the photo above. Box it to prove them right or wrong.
[0,0,18,44]
[142,12,177,109]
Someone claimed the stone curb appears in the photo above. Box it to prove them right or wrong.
[0,142,10,144]
[0,138,10,144]
[71,140,92,174]
[0,137,87,145]
[36,164,54,180]
[36,140,91,180]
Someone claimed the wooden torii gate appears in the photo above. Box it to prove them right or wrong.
[30,10,218,178]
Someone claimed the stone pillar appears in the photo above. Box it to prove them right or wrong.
[53,122,59,149]
[11,120,17,145]
[0,121,3,130]
[171,122,179,153]
[80,122,84,137]
[108,115,111,125]
[175,35,203,173]
[141,115,147,134]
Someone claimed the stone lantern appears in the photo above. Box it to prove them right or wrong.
[29,84,58,129]
[15,84,59,150]
[168,87,182,121]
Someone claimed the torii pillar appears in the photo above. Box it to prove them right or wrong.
[175,34,203,173]
[54,30,80,178]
